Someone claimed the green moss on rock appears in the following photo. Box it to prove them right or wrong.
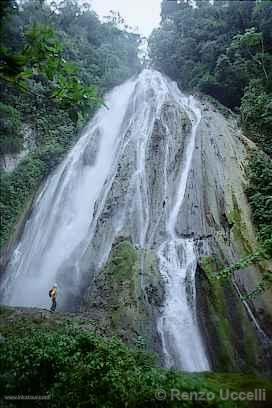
[198,257,266,374]
[227,193,254,255]
[81,239,163,351]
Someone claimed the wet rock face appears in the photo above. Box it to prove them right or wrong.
[145,102,192,246]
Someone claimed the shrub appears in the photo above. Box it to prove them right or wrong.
[241,80,272,157]
[0,327,243,408]
[0,102,23,155]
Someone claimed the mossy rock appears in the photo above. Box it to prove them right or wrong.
[81,239,163,351]
[227,193,254,255]
[197,257,267,374]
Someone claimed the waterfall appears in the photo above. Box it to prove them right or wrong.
[0,70,210,371]
[157,95,210,371]
[0,78,137,308]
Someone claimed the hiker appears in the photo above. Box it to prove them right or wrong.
[49,283,58,312]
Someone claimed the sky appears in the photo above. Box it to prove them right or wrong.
[90,0,162,37]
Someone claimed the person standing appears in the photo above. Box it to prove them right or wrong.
[49,283,58,312]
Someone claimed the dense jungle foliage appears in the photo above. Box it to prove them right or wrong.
[1,306,272,408]
[149,0,271,291]
[0,0,141,248]
[0,327,233,408]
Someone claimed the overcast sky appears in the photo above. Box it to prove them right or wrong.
[90,0,162,37]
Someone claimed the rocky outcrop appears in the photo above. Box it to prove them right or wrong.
[81,239,164,355]
[0,124,35,172]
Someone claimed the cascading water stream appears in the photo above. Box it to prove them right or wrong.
[157,95,210,372]
[0,70,210,371]
[0,78,137,307]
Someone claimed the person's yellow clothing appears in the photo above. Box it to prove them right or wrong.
[50,287,57,299]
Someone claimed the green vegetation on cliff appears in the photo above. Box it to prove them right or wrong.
[217,150,272,297]
[198,257,266,372]
[1,306,272,408]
